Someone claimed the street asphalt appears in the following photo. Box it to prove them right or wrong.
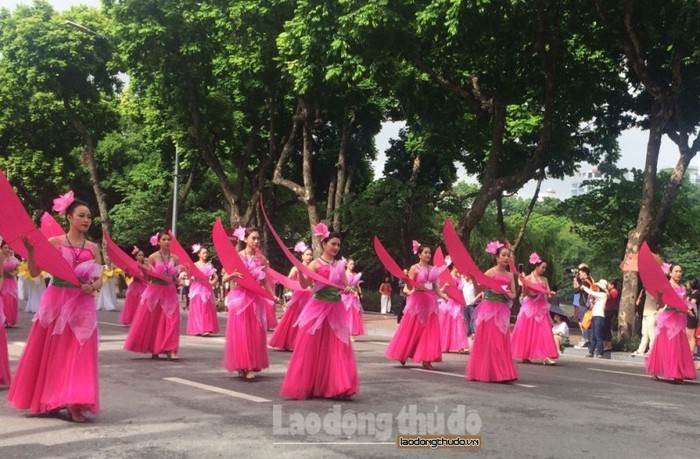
[1,303,698,458]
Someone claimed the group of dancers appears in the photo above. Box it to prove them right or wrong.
[0,183,696,425]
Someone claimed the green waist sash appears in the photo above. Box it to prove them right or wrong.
[2,273,13,279]
[150,277,171,285]
[313,287,341,302]
[52,277,77,289]
[483,290,509,303]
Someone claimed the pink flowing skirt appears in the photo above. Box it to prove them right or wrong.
[270,290,311,351]
[646,310,697,380]
[7,319,99,413]
[119,280,146,325]
[265,301,278,330]
[124,283,180,355]
[466,300,518,382]
[342,293,365,336]
[439,304,469,352]
[510,297,558,360]
[186,283,220,335]
[0,326,10,387]
[1,277,18,326]
[385,292,442,363]
[222,288,269,372]
[280,298,358,399]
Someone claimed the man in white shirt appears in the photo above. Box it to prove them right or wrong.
[582,279,609,358]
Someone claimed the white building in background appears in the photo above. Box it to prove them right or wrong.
[570,168,603,197]
[539,188,558,201]
[686,166,700,185]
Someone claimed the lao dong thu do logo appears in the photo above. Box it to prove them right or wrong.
[272,404,482,441]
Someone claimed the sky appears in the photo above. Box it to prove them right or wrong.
[373,123,700,199]
[4,0,699,200]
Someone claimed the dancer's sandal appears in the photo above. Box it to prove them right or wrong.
[67,406,86,423]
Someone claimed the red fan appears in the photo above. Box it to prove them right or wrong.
[0,170,79,285]
[167,230,208,281]
[259,197,345,290]
[40,212,64,238]
[433,247,466,306]
[442,218,507,295]
[104,231,147,281]
[373,236,412,287]
[508,258,550,295]
[266,266,303,291]
[212,219,275,301]
[638,242,687,312]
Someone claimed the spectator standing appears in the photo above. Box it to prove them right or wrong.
[379,277,392,314]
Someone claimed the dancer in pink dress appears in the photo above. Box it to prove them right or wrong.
[438,266,469,353]
[1,240,20,327]
[385,243,446,370]
[342,258,365,339]
[118,247,148,325]
[124,231,181,360]
[646,263,697,383]
[466,242,518,382]
[0,251,11,387]
[186,245,220,336]
[280,228,359,399]
[7,198,103,422]
[269,245,313,351]
[221,227,275,380]
[510,253,558,365]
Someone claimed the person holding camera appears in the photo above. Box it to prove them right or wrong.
[572,264,591,348]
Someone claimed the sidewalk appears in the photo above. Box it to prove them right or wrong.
[359,311,649,365]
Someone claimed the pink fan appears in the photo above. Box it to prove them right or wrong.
[433,247,466,306]
[508,257,550,295]
[0,170,79,285]
[104,232,147,281]
[167,230,208,281]
[638,242,687,312]
[259,196,345,290]
[442,219,507,295]
[40,212,64,238]
[212,219,275,301]
[373,236,412,288]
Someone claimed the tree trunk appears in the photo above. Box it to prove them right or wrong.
[512,176,543,253]
[271,99,321,250]
[400,154,422,266]
[332,106,355,231]
[495,193,506,239]
[617,100,669,338]
[62,97,110,240]
[181,61,242,227]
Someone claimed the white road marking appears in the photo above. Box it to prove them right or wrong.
[98,321,127,327]
[362,341,389,346]
[273,442,394,446]
[411,368,536,388]
[164,377,271,402]
[588,368,700,384]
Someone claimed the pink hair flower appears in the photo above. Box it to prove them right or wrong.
[149,232,159,247]
[131,245,140,255]
[485,240,504,255]
[313,222,330,240]
[412,240,420,254]
[52,190,75,215]
[191,243,202,254]
[233,226,246,241]
[661,262,671,275]
[293,241,308,253]
[529,252,542,265]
